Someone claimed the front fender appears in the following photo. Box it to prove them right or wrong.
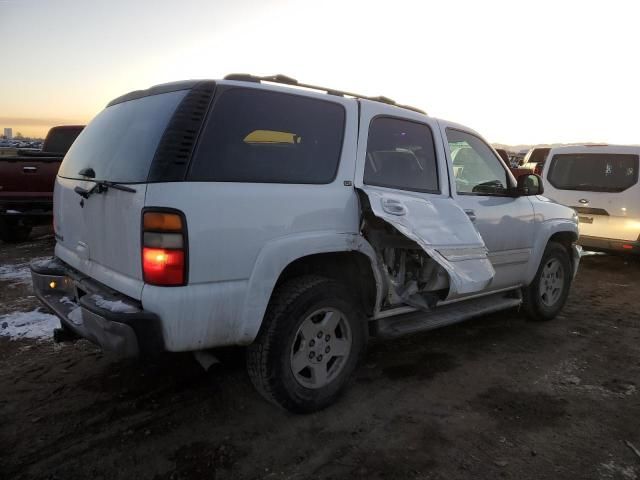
[236,232,383,344]
[525,217,579,285]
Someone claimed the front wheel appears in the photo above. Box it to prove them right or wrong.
[246,275,366,413]
[522,242,572,321]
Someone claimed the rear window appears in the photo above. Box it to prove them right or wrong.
[547,153,639,192]
[58,90,187,183]
[188,88,345,184]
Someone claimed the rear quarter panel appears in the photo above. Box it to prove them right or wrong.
[141,95,361,350]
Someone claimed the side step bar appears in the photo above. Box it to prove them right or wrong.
[375,291,522,339]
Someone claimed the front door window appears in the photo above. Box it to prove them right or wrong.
[447,129,508,195]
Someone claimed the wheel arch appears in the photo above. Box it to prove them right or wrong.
[525,220,579,285]
[237,232,383,344]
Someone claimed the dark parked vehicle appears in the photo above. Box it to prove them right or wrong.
[0,126,84,242]
[521,147,551,175]
[494,147,510,164]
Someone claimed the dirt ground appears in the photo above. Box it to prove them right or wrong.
[1,229,640,480]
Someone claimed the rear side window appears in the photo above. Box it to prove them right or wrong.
[548,153,639,192]
[58,90,187,182]
[188,88,345,184]
[364,117,439,193]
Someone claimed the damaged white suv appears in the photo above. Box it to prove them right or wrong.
[31,74,580,412]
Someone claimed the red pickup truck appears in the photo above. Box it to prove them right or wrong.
[0,125,84,242]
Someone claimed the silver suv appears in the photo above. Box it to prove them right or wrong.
[31,74,580,412]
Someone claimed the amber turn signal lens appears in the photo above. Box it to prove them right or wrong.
[143,212,183,231]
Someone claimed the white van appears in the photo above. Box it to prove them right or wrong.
[542,145,640,254]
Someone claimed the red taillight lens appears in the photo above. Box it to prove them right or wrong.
[142,211,187,286]
[143,247,185,285]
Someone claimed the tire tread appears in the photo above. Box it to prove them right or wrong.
[246,275,335,410]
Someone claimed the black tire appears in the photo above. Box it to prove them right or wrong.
[522,242,572,322]
[246,275,366,413]
[0,218,31,243]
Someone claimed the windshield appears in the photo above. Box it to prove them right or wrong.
[58,90,187,183]
[547,153,639,192]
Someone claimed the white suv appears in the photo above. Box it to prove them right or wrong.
[31,74,580,412]
[542,144,640,254]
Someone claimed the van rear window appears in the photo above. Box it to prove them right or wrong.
[188,88,345,184]
[547,153,639,192]
[58,90,187,183]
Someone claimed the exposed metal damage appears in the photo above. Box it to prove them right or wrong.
[358,189,496,311]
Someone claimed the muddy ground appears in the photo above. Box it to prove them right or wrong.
[1,229,640,480]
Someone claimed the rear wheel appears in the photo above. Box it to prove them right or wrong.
[246,275,366,413]
[522,242,572,321]
[0,217,32,243]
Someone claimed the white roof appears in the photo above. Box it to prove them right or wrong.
[548,144,640,156]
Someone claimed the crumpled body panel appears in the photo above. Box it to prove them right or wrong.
[361,188,495,298]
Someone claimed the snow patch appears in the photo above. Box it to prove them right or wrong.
[30,257,55,269]
[0,257,51,284]
[59,296,76,306]
[0,308,59,341]
[91,295,138,314]
[68,307,83,326]
[0,262,31,284]
[599,461,637,480]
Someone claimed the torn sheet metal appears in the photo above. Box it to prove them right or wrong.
[360,188,495,298]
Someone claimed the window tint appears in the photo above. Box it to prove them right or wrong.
[364,117,438,193]
[58,90,187,182]
[446,129,508,194]
[188,88,345,184]
[547,153,639,192]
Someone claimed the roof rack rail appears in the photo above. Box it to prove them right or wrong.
[223,73,426,115]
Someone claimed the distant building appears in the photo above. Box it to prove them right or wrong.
[3,128,12,140]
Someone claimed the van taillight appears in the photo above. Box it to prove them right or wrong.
[142,211,187,286]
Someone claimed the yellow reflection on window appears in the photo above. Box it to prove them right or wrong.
[243,130,300,144]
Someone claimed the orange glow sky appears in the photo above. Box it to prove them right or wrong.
[1,0,639,145]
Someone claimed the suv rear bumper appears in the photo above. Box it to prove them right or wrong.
[30,257,164,357]
[579,235,640,255]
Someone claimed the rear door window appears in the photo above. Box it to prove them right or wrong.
[58,90,188,183]
[547,153,639,192]
[188,88,345,184]
[364,117,439,193]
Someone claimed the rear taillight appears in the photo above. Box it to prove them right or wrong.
[142,210,187,286]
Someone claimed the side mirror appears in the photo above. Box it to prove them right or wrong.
[515,173,544,196]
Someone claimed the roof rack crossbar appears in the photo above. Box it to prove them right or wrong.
[223,73,426,114]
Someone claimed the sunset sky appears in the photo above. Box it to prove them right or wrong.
[1,0,639,145]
